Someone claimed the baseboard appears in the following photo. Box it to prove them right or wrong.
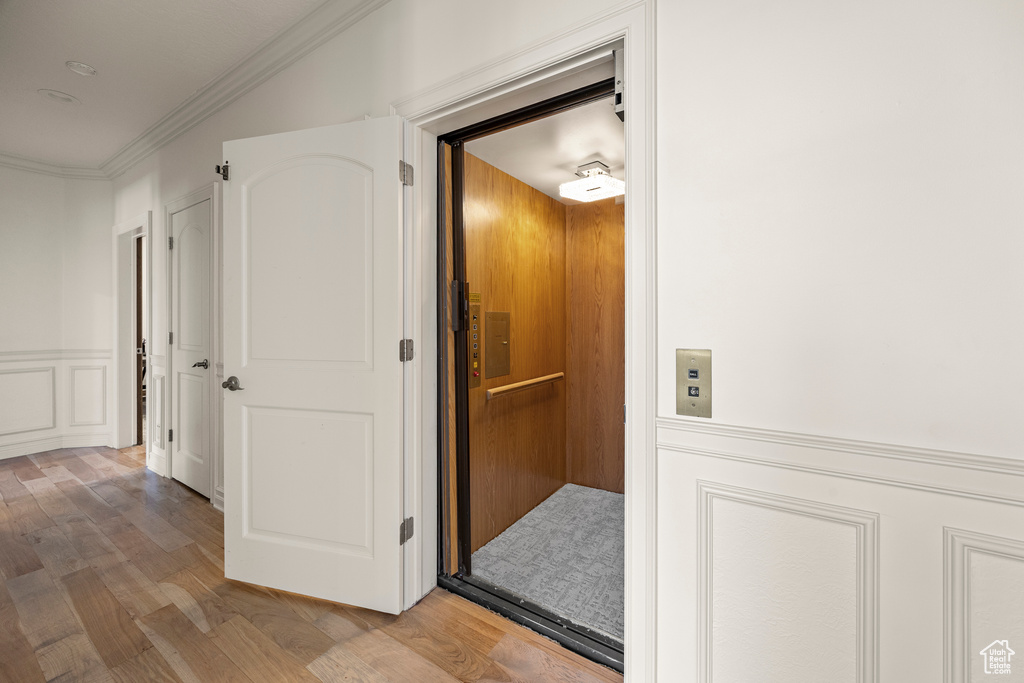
[212,485,225,511]
[148,450,168,477]
[0,433,114,461]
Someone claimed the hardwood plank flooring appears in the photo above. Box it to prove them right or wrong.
[61,566,152,669]
[109,646,181,683]
[0,579,47,682]
[6,568,84,650]
[141,604,250,682]
[210,615,321,682]
[0,501,46,579]
[0,447,623,682]
[35,632,112,683]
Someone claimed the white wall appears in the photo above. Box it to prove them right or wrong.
[657,0,1024,680]
[657,0,1024,458]
[0,165,114,457]
[62,178,115,350]
[0,166,65,351]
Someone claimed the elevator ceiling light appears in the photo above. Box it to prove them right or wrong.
[558,161,625,203]
[66,61,97,77]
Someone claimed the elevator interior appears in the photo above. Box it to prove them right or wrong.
[439,83,626,663]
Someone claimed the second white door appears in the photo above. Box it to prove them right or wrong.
[170,196,212,497]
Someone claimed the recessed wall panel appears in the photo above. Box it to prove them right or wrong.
[970,552,1024,680]
[946,528,1024,682]
[245,407,372,554]
[70,366,106,426]
[244,156,372,368]
[699,483,877,683]
[0,367,55,435]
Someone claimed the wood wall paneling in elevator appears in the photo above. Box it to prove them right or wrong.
[566,199,626,494]
[463,153,625,553]
[465,153,568,553]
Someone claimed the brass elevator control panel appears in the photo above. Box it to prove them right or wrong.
[485,312,511,378]
[468,297,481,389]
[676,349,712,418]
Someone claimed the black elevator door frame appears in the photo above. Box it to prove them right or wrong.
[435,78,624,672]
[439,77,615,577]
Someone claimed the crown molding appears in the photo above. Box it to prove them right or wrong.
[0,152,109,181]
[99,0,392,179]
[1,0,390,181]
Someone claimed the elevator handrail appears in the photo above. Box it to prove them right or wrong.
[485,372,564,401]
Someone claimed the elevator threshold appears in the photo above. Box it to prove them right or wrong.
[459,483,624,670]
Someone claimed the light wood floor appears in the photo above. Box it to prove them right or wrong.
[0,445,623,682]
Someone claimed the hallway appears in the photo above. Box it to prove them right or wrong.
[0,445,622,682]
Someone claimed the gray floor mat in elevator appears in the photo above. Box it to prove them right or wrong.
[471,483,624,642]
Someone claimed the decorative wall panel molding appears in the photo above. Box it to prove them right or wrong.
[0,350,113,460]
[0,367,56,436]
[69,366,107,427]
[659,422,1024,509]
[658,417,1024,477]
[698,481,878,683]
[0,349,112,362]
[944,527,1024,682]
[0,434,112,460]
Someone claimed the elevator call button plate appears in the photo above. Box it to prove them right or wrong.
[676,349,712,418]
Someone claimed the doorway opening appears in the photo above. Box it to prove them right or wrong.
[114,211,151,453]
[437,79,626,671]
[135,234,148,446]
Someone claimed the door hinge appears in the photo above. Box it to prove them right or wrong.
[399,160,414,186]
[168,429,173,442]
[168,236,174,250]
[399,517,414,545]
[399,339,414,362]
[215,161,229,181]
[168,331,173,345]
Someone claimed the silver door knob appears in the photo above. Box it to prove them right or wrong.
[192,359,209,369]
[221,376,244,391]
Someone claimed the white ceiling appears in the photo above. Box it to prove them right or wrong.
[465,97,625,205]
[0,0,623,185]
[0,0,331,170]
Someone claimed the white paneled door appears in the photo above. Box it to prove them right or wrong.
[170,198,213,497]
[222,117,406,614]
